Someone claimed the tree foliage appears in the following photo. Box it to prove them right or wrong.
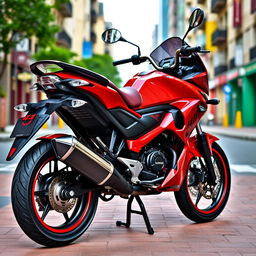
[0,0,65,79]
[34,46,122,87]
[74,55,122,86]
[33,45,77,63]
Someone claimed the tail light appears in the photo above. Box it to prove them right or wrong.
[39,75,61,90]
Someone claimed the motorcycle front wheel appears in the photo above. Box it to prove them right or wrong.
[11,141,98,247]
[175,142,231,223]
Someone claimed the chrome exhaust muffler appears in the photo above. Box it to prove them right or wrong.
[51,136,133,195]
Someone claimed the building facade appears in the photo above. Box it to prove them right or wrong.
[166,0,256,127]
[0,0,105,126]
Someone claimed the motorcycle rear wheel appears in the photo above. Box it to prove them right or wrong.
[11,141,98,247]
[174,142,231,223]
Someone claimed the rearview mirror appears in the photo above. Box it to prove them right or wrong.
[101,28,122,44]
[182,8,204,42]
[189,8,204,28]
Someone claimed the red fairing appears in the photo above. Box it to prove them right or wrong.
[158,133,219,191]
[124,71,205,109]
[127,99,204,152]
[185,72,209,94]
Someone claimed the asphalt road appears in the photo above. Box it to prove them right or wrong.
[217,135,256,165]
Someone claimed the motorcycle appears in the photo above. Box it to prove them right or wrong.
[8,8,230,247]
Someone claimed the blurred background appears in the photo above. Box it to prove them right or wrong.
[0,0,255,130]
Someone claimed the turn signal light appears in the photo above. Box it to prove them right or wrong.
[14,104,29,112]
[69,79,90,87]
[71,99,87,108]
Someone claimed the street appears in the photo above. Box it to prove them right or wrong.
[0,135,256,255]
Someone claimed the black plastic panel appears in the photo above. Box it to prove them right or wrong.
[110,108,164,139]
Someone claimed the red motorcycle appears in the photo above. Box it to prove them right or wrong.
[8,8,230,247]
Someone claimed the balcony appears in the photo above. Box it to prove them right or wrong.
[91,9,97,24]
[59,2,72,17]
[212,29,227,46]
[229,58,235,69]
[250,46,256,61]
[91,31,97,44]
[57,30,72,49]
[211,0,226,13]
[214,65,228,76]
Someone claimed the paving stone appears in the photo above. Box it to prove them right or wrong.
[0,173,256,255]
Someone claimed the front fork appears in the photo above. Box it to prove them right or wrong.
[196,124,216,185]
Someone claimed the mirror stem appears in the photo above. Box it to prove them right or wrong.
[182,27,191,43]
[120,38,141,56]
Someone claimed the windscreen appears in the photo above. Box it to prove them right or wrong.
[150,37,183,66]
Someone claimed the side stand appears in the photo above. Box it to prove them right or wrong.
[116,195,154,235]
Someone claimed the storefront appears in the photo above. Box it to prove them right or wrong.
[210,61,256,127]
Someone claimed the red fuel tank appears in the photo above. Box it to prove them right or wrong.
[124,71,206,109]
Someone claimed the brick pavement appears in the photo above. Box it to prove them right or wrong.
[0,172,256,256]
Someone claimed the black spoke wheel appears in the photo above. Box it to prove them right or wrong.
[11,141,98,247]
[174,142,231,223]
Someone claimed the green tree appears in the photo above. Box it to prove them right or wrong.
[33,45,77,63]
[75,54,122,86]
[0,0,66,79]
[34,46,122,86]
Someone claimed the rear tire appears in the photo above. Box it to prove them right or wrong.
[174,142,231,223]
[11,141,98,247]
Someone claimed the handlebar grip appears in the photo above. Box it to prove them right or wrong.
[199,50,210,53]
[180,46,201,56]
[113,58,132,66]
[186,46,201,52]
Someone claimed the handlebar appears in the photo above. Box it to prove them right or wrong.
[113,58,133,66]
[112,46,210,70]
[180,46,201,56]
[113,55,147,66]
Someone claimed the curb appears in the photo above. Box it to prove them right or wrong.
[0,134,12,142]
[209,131,256,141]
[203,128,256,141]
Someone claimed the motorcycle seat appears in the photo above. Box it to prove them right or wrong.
[118,87,142,108]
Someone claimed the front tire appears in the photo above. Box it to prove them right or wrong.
[174,142,231,223]
[11,141,98,247]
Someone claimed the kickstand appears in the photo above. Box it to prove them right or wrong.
[116,195,154,235]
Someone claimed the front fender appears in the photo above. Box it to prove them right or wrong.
[188,132,219,157]
[158,132,219,191]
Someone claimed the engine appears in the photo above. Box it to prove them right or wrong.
[139,147,169,181]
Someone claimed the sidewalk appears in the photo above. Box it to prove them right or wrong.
[202,125,256,141]
[0,172,256,255]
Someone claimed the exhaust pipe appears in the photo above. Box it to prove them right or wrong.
[51,136,133,195]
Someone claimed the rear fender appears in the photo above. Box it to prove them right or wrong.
[6,97,77,161]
